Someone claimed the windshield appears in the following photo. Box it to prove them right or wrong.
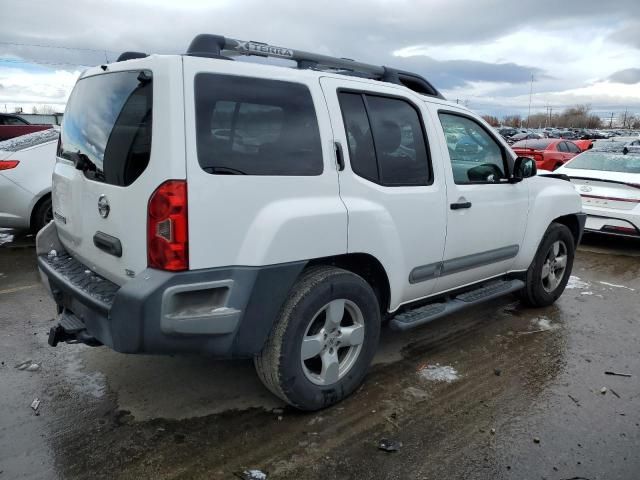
[59,70,152,186]
[565,151,640,174]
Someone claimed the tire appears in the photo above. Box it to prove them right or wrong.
[254,266,381,411]
[31,196,53,233]
[520,223,575,307]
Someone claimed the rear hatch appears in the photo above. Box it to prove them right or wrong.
[52,56,185,285]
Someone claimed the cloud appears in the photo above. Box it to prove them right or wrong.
[608,68,640,85]
[608,20,640,49]
[1,0,640,116]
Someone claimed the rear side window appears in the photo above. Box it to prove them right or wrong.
[337,93,378,182]
[338,92,430,186]
[557,142,568,152]
[195,74,322,176]
[59,70,152,187]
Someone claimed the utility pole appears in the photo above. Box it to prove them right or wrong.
[526,73,534,129]
[622,109,628,129]
[609,112,614,129]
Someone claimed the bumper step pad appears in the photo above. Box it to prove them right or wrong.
[48,311,102,347]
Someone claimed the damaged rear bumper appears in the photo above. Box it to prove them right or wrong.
[36,222,305,357]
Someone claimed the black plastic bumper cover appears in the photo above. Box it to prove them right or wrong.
[38,253,305,357]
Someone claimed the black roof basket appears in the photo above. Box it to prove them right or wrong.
[184,34,444,99]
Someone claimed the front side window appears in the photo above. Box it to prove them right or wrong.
[439,113,506,184]
[338,92,431,186]
[195,74,322,176]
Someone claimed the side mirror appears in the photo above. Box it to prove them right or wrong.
[512,156,537,182]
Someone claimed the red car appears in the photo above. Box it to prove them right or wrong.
[511,138,582,171]
[0,114,52,141]
[572,139,593,151]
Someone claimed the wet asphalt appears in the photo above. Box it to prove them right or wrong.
[0,229,639,480]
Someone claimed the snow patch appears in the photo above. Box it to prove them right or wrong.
[581,291,594,295]
[0,230,14,246]
[566,276,590,289]
[418,364,460,383]
[598,281,635,292]
[533,316,559,332]
[47,249,57,259]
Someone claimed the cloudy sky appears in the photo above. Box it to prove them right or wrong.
[1,0,639,122]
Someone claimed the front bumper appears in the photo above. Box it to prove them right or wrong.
[36,223,305,357]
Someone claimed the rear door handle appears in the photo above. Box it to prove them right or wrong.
[93,231,122,257]
[334,141,345,171]
[450,201,472,210]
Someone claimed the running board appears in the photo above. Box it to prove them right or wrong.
[389,279,525,331]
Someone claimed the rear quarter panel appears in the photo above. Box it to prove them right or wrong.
[183,58,347,269]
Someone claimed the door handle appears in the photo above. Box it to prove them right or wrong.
[334,141,345,171]
[450,201,472,210]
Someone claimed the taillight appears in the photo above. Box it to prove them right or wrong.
[147,180,188,271]
[0,160,19,171]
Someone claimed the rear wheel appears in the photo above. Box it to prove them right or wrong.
[255,266,381,410]
[31,195,53,233]
[520,223,575,307]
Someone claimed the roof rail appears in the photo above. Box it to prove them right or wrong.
[185,34,444,99]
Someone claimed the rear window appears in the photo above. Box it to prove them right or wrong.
[59,70,152,186]
[0,128,58,152]
[565,152,640,173]
[195,74,322,176]
[512,139,553,150]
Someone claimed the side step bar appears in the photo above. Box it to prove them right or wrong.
[389,279,525,331]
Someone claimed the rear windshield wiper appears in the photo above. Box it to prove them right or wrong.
[203,166,246,175]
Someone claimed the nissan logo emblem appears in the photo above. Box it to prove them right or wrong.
[579,185,592,193]
[98,194,110,218]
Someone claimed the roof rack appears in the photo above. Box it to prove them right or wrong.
[184,34,445,99]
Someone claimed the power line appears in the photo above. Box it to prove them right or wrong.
[0,40,119,54]
[0,57,91,68]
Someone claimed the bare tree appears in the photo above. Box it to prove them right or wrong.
[481,115,500,127]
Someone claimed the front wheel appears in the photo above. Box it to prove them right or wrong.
[254,266,381,410]
[520,223,575,307]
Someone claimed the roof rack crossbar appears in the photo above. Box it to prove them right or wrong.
[186,34,444,99]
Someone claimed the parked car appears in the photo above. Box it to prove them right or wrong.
[557,131,579,140]
[0,128,58,231]
[572,139,593,152]
[37,33,584,410]
[555,147,640,237]
[507,132,542,144]
[0,113,52,141]
[511,138,581,171]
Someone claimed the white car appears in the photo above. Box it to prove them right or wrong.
[37,34,584,410]
[555,143,640,237]
[0,128,58,231]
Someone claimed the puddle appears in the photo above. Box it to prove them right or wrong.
[417,364,460,383]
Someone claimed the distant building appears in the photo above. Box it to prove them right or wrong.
[15,113,64,125]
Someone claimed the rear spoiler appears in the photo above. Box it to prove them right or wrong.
[565,175,640,190]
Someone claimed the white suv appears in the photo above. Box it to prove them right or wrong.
[37,34,585,410]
